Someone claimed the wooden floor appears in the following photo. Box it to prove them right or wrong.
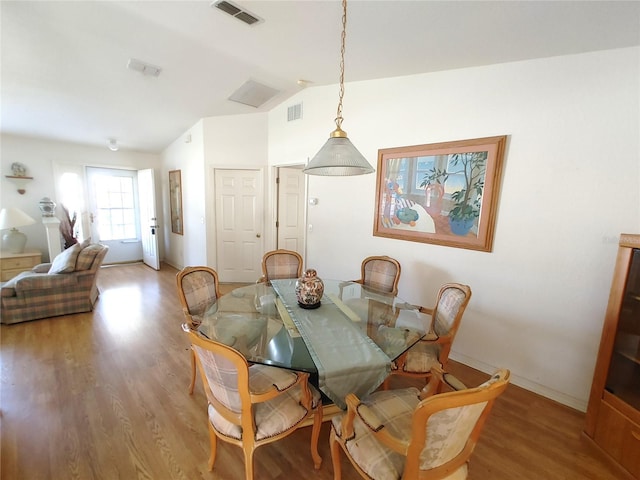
[0,263,629,480]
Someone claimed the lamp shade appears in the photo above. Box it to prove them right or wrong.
[0,207,36,253]
[0,207,36,230]
[303,130,374,176]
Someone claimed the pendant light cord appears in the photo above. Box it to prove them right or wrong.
[335,0,347,131]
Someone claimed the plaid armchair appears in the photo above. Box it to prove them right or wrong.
[1,243,108,324]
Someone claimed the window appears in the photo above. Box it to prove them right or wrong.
[91,173,138,241]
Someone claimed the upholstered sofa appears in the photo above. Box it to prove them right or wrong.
[0,242,109,324]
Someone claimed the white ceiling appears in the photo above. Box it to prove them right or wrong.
[2,0,639,153]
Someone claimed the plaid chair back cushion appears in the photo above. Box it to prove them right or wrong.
[433,287,467,336]
[181,271,219,316]
[419,402,486,469]
[265,253,301,280]
[75,244,104,271]
[194,345,242,413]
[419,372,503,469]
[363,259,399,293]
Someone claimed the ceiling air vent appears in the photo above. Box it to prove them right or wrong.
[212,0,263,26]
[228,80,279,108]
[287,103,303,122]
[127,58,162,77]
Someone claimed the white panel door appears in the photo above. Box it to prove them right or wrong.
[215,169,264,282]
[277,167,306,254]
[137,168,160,270]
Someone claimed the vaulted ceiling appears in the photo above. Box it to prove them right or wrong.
[2,1,639,153]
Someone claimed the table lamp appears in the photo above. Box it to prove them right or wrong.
[0,207,36,253]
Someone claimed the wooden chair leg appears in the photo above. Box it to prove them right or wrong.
[207,423,217,471]
[189,347,197,395]
[311,403,323,469]
[243,445,256,480]
[329,427,342,480]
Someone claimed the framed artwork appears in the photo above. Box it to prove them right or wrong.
[373,136,507,252]
[169,170,183,235]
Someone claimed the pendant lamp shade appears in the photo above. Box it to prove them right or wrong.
[304,128,374,176]
[303,0,374,176]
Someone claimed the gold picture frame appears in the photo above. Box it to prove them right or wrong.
[373,136,507,252]
[169,170,183,235]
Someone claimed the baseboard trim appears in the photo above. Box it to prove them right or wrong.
[450,351,588,412]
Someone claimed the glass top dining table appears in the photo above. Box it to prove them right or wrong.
[196,279,429,407]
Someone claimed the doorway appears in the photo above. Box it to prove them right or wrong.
[85,167,143,264]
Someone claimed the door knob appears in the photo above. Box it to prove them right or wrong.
[256,233,261,238]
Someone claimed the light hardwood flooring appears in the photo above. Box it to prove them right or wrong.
[0,262,629,479]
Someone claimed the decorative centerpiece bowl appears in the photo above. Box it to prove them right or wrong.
[295,269,324,309]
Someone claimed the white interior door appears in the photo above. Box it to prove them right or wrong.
[137,168,160,270]
[214,169,264,282]
[277,166,306,254]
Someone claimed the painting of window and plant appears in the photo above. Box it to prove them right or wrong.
[373,136,507,252]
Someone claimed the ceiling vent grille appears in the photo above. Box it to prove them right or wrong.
[228,80,279,108]
[127,58,162,77]
[212,1,263,26]
[287,103,303,122]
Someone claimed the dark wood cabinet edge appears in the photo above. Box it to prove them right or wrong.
[584,235,636,437]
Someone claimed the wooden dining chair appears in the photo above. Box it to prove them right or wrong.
[257,249,303,284]
[176,266,222,394]
[183,325,323,480]
[387,283,472,388]
[330,364,510,480]
[354,255,401,295]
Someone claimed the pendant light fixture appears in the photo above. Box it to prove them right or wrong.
[303,0,374,176]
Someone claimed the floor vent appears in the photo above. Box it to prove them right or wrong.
[211,0,263,26]
[287,103,303,122]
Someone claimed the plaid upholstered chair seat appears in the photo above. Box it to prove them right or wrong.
[0,243,108,324]
[395,341,440,373]
[330,366,510,480]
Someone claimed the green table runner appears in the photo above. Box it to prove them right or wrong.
[271,279,391,409]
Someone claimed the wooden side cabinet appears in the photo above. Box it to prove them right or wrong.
[0,249,42,281]
[585,234,640,479]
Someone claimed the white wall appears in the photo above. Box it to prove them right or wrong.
[268,47,640,410]
[161,113,268,270]
[162,122,205,269]
[0,134,161,262]
[202,113,269,268]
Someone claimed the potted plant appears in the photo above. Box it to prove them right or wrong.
[59,204,78,249]
[421,151,487,236]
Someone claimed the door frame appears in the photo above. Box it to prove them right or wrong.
[269,164,308,259]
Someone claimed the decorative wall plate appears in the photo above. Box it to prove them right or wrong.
[11,162,27,177]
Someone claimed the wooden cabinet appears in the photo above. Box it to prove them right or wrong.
[585,234,640,479]
[0,249,42,281]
